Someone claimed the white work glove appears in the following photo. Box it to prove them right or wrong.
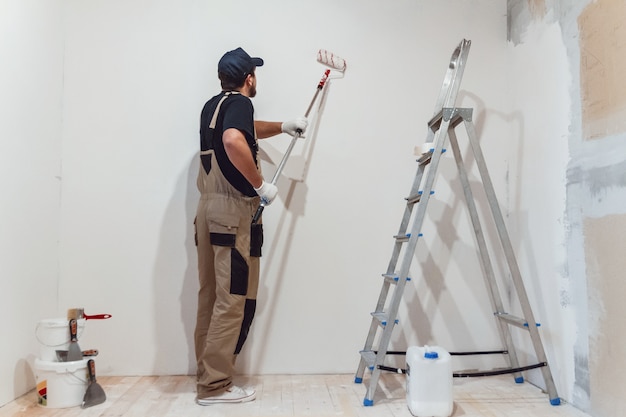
[254,181,278,206]
[281,117,308,138]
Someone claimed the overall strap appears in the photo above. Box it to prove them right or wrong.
[209,91,240,129]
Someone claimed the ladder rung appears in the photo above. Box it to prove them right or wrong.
[495,312,540,329]
[393,233,410,242]
[428,109,444,131]
[406,190,435,205]
[360,350,376,368]
[417,148,447,166]
[371,312,397,327]
[417,152,432,165]
[382,273,411,284]
[406,193,422,204]
[393,233,423,242]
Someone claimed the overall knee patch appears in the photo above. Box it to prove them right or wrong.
[229,249,248,296]
[234,299,257,354]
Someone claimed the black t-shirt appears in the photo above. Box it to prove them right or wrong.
[200,92,258,196]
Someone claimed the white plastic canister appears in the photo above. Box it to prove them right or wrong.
[406,345,453,417]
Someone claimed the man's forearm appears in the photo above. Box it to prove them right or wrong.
[254,121,282,139]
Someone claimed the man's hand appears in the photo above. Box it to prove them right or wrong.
[281,117,309,137]
[254,181,278,205]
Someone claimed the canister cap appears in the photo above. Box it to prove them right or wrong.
[424,351,439,359]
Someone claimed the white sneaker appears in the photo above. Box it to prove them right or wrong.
[196,385,256,405]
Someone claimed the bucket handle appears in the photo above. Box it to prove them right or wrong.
[35,321,86,347]
[67,368,88,384]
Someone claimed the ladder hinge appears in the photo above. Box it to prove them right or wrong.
[442,107,473,124]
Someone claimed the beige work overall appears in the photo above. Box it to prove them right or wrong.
[194,93,262,398]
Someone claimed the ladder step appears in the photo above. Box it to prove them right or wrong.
[393,233,423,242]
[495,312,540,329]
[417,148,447,166]
[360,350,376,368]
[382,273,411,284]
[394,233,410,242]
[406,190,434,205]
[428,109,444,130]
[371,312,397,327]
[417,152,432,165]
[406,193,422,204]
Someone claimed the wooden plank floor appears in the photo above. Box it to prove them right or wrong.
[0,374,592,417]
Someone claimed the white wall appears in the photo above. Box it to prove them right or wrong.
[0,0,64,406]
[54,0,510,378]
[4,0,586,409]
[506,18,573,398]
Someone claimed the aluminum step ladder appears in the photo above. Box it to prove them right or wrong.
[354,39,560,407]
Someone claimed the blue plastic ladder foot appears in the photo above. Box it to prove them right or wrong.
[550,397,561,406]
[363,398,374,406]
[514,376,524,383]
[354,377,363,384]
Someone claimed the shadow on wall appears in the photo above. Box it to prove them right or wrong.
[147,82,336,376]
[400,92,492,352]
[398,92,528,371]
[15,357,35,400]
[239,83,334,373]
[153,154,200,376]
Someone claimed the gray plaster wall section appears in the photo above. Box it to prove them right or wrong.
[560,0,626,410]
[507,1,536,44]
[557,2,592,411]
[507,0,626,412]
[570,159,626,203]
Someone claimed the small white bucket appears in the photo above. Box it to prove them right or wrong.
[35,318,86,361]
[34,358,88,408]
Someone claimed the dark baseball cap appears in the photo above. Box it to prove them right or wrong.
[218,47,264,80]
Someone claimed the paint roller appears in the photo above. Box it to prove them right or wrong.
[251,49,347,225]
[317,49,347,73]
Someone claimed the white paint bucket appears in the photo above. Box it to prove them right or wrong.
[35,318,86,361]
[34,358,88,408]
